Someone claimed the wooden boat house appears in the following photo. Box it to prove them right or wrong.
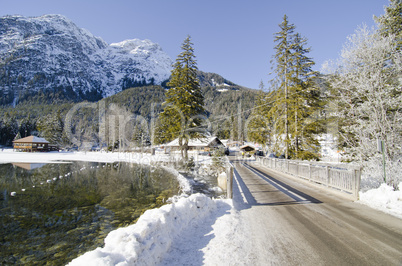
[13,136,50,152]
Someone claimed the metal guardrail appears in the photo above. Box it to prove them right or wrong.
[255,156,361,200]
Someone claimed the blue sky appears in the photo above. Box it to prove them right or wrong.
[0,0,390,89]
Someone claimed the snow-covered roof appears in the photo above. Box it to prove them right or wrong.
[240,144,255,151]
[165,136,223,147]
[13,136,49,143]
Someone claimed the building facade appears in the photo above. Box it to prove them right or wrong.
[13,136,50,152]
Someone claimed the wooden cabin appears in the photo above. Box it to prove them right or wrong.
[13,136,50,152]
[164,136,224,153]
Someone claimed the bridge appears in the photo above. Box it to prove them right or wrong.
[227,155,402,265]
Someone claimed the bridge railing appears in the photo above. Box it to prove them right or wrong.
[226,163,234,199]
[255,156,361,199]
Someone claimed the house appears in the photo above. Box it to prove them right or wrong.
[240,144,256,152]
[225,140,242,148]
[13,136,50,152]
[164,136,224,153]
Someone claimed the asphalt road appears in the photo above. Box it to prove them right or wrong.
[230,157,402,266]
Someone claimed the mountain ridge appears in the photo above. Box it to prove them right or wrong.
[0,14,172,104]
[0,14,248,106]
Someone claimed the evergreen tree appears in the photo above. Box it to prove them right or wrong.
[0,113,18,146]
[270,14,296,158]
[216,119,231,140]
[374,0,402,47]
[13,131,21,141]
[37,109,65,145]
[288,33,321,159]
[246,89,271,147]
[157,36,205,160]
[267,15,322,159]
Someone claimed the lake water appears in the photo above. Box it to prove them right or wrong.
[0,161,182,265]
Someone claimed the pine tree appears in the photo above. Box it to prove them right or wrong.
[268,15,322,159]
[374,0,402,46]
[270,14,296,158]
[157,36,205,160]
[37,109,65,145]
[246,88,271,147]
[14,131,21,141]
[288,33,321,159]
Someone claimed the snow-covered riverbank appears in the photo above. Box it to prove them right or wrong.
[1,149,400,265]
[0,148,173,164]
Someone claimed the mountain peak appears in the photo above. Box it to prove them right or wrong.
[0,14,173,104]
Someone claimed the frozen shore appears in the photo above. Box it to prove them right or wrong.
[0,148,174,164]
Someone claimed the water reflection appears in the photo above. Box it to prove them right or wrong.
[11,163,47,171]
[0,161,180,265]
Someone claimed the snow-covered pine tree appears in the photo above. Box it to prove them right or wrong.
[374,0,402,48]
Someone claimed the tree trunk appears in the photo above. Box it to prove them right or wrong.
[184,138,189,161]
[179,137,183,158]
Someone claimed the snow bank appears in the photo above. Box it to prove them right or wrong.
[68,194,229,266]
[359,182,402,219]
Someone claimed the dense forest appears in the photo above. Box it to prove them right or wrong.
[0,83,258,148]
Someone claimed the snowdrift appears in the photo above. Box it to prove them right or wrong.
[68,194,230,265]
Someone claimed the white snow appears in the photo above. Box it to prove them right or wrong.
[0,148,400,265]
[67,194,234,266]
[358,182,402,219]
[0,148,172,164]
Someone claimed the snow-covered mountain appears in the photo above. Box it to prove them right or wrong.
[0,14,173,103]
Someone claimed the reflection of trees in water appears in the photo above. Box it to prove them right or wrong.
[0,162,180,265]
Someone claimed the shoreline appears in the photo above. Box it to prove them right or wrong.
[0,148,189,164]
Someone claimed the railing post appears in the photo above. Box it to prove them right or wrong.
[227,165,234,199]
[353,167,361,200]
[326,165,330,187]
[308,163,312,182]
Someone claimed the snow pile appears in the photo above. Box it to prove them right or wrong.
[68,194,231,266]
[359,182,402,218]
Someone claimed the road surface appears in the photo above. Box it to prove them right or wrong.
[230,157,402,265]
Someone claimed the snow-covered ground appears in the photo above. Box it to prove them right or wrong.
[0,149,401,265]
[358,183,402,219]
[0,148,172,165]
